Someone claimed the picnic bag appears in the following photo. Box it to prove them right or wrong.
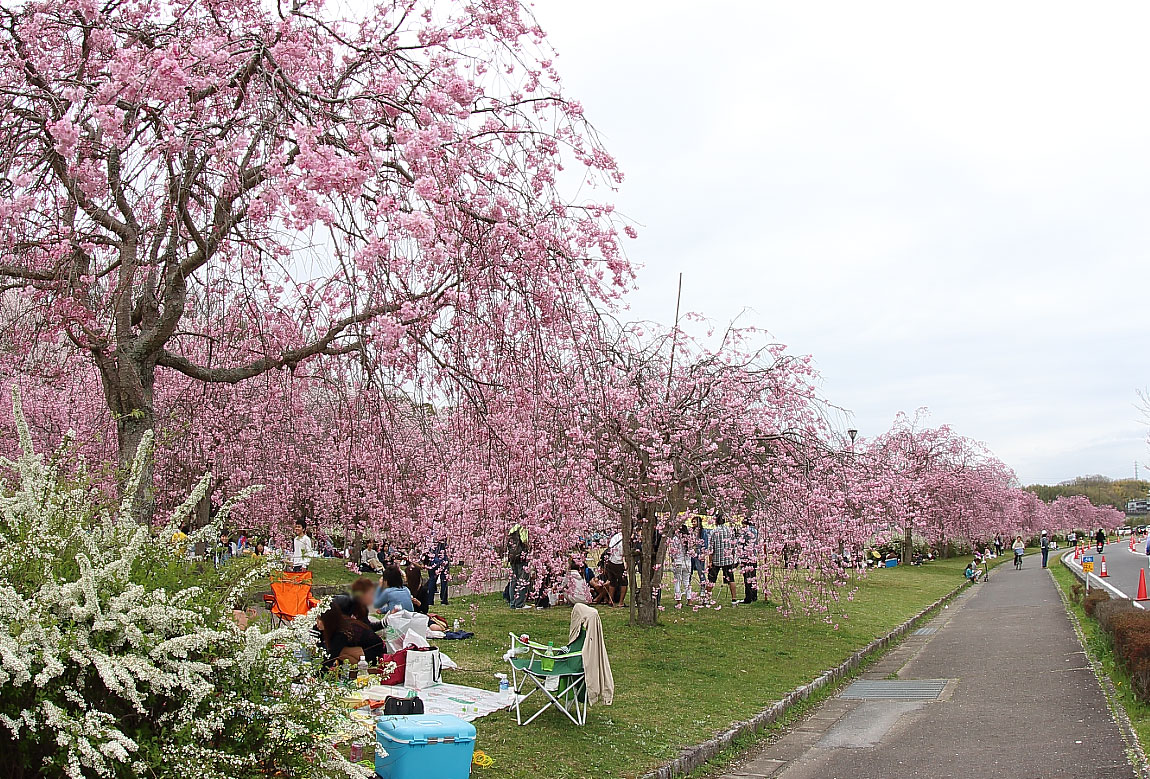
[403,646,442,689]
[382,695,424,716]
[378,649,407,685]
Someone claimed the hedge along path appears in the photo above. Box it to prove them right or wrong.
[1056,555,1150,778]
[640,578,973,779]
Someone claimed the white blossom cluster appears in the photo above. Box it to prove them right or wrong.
[0,390,370,778]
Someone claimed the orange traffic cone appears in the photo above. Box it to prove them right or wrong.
[1074,545,1081,561]
[1138,568,1149,601]
[1100,556,1109,578]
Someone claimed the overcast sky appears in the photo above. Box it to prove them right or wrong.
[527,0,1150,485]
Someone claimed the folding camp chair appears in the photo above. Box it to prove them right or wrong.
[263,570,319,628]
[506,628,588,726]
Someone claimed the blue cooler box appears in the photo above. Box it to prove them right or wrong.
[375,714,476,779]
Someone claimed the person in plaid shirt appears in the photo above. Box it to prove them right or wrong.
[707,513,739,607]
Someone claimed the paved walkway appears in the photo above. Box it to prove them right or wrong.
[720,562,1137,779]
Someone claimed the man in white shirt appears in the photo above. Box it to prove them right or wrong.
[290,519,314,571]
[605,531,627,606]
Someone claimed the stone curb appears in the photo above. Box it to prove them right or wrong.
[641,578,972,779]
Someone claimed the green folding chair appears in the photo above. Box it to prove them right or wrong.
[506,628,588,726]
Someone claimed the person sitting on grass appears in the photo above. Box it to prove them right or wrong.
[564,557,593,604]
[588,557,612,604]
[317,595,385,669]
[964,561,986,582]
[349,577,384,630]
[373,565,414,613]
[405,563,430,615]
[360,541,384,573]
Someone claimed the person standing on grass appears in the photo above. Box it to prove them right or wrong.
[707,513,739,607]
[605,529,627,607]
[738,521,760,604]
[669,524,693,607]
[689,515,709,597]
[1039,530,1050,568]
[425,538,450,607]
[290,520,314,571]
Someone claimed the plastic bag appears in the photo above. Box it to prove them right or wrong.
[384,610,429,653]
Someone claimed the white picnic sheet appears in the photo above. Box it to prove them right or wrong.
[359,682,523,723]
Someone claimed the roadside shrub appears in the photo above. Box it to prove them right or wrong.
[1095,598,1140,634]
[1083,588,1111,618]
[1110,611,1150,701]
[0,391,366,779]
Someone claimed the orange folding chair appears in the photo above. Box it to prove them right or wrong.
[263,570,319,628]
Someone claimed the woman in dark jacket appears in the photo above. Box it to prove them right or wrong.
[317,594,385,668]
[405,563,430,615]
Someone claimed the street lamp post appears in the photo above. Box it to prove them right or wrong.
[842,429,859,564]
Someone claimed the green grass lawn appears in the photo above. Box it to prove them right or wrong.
[411,559,972,779]
[304,557,361,586]
[1050,563,1150,751]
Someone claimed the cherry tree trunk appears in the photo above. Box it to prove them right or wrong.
[115,406,156,522]
[626,501,664,628]
[902,525,913,564]
[350,528,364,567]
[95,350,157,523]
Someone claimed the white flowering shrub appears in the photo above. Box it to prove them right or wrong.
[0,391,368,779]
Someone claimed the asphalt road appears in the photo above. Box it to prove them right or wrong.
[1071,537,1149,599]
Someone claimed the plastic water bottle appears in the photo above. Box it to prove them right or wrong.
[497,673,509,695]
[356,654,369,686]
[541,641,555,672]
[453,618,461,632]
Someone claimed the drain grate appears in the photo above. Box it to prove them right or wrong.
[912,627,938,636]
[840,679,948,700]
